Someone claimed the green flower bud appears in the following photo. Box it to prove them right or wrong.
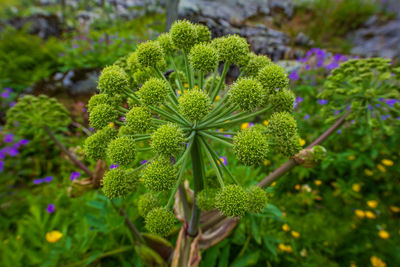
[145,207,175,236]
[275,134,302,157]
[133,69,154,86]
[127,52,140,73]
[136,40,165,68]
[196,188,219,211]
[229,77,263,111]
[138,78,169,106]
[270,89,295,113]
[138,193,160,218]
[233,128,269,166]
[151,124,184,155]
[102,168,138,199]
[194,24,211,43]
[212,35,249,65]
[98,65,129,94]
[107,136,136,165]
[157,33,176,55]
[89,104,117,130]
[84,126,117,160]
[216,185,249,217]
[179,89,211,121]
[204,75,225,93]
[170,20,197,52]
[142,157,177,191]
[245,53,272,77]
[126,106,152,133]
[257,64,289,98]
[118,125,136,137]
[189,43,218,73]
[267,112,297,139]
[247,186,268,213]
[88,94,122,113]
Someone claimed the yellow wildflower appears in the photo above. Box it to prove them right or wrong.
[365,211,376,219]
[350,262,357,267]
[354,209,365,218]
[263,159,270,166]
[364,169,374,176]
[271,182,276,187]
[194,85,198,89]
[378,230,389,239]
[279,244,292,253]
[291,231,300,238]
[352,184,361,192]
[278,243,286,251]
[282,224,290,232]
[377,164,386,173]
[46,230,63,243]
[184,83,189,88]
[218,129,224,132]
[285,245,293,253]
[263,120,269,126]
[178,90,182,94]
[240,122,249,130]
[299,138,306,146]
[215,95,221,101]
[367,200,378,209]
[108,122,115,128]
[314,180,322,186]
[381,159,393,166]
[295,184,301,190]
[347,155,356,160]
[370,256,386,267]
[390,206,400,213]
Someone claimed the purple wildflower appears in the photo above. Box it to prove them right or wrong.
[0,161,3,172]
[70,171,81,181]
[4,134,14,143]
[317,99,328,105]
[121,116,126,122]
[305,64,311,70]
[224,134,232,138]
[140,160,148,165]
[294,97,303,108]
[43,176,53,183]
[58,52,63,57]
[248,123,255,128]
[73,44,79,49]
[368,104,373,111]
[110,164,119,169]
[1,91,10,98]
[6,147,19,157]
[289,70,300,81]
[304,114,310,120]
[19,139,29,145]
[46,203,55,213]
[218,156,227,166]
[33,179,43,184]
[9,101,16,107]
[337,130,342,134]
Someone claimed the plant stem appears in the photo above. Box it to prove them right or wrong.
[183,52,192,89]
[211,62,230,102]
[199,131,233,148]
[154,67,179,105]
[208,64,218,95]
[257,110,350,188]
[198,136,225,187]
[179,185,191,222]
[187,136,205,237]
[43,126,93,177]
[110,200,145,244]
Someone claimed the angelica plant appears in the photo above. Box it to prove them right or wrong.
[84,20,302,238]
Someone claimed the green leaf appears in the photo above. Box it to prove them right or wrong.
[231,251,260,267]
[218,243,230,267]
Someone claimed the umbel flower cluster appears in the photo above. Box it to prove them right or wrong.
[319,58,400,132]
[84,20,301,236]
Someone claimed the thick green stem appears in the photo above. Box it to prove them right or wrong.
[183,52,193,89]
[187,136,205,237]
[211,62,230,102]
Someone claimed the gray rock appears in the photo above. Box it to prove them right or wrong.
[349,17,400,59]
[4,14,62,39]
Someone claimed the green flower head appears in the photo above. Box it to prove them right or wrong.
[266,112,297,139]
[196,188,219,211]
[157,32,176,55]
[142,157,177,191]
[247,186,268,213]
[98,65,129,95]
[245,52,272,77]
[138,78,169,106]
[89,104,117,130]
[216,185,249,217]
[136,40,165,68]
[179,89,211,121]
[138,193,160,218]
[118,125,136,137]
[212,35,249,65]
[275,133,302,157]
[102,168,138,199]
[194,24,211,43]
[126,106,152,133]
[107,136,136,166]
[233,128,269,166]
[145,207,175,236]
[133,69,155,86]
[257,63,289,99]
[229,77,263,111]
[84,126,117,160]
[170,20,197,52]
[189,43,218,73]
[151,123,184,155]
[270,89,295,113]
